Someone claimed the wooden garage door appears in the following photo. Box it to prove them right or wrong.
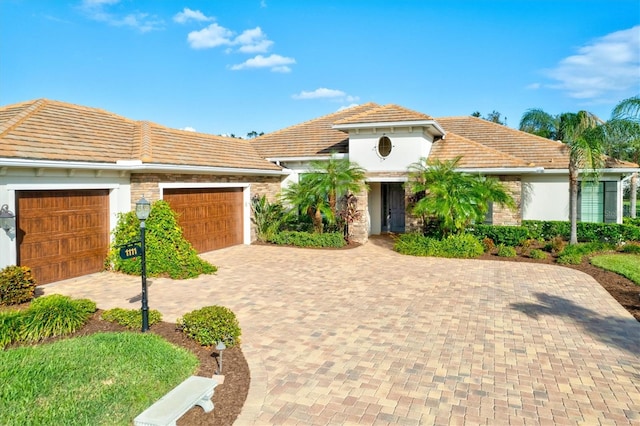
[164,188,243,253]
[16,190,110,285]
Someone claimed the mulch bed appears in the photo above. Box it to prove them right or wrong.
[4,241,638,426]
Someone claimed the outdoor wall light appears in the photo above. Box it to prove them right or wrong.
[0,204,16,237]
[135,197,151,221]
[216,341,227,374]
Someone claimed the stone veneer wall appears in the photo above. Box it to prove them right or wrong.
[130,173,282,242]
[350,185,370,244]
[492,176,522,225]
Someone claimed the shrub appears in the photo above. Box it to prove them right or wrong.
[497,245,517,257]
[177,305,241,347]
[548,236,566,254]
[469,225,529,246]
[623,217,640,227]
[269,231,346,248]
[108,201,217,279]
[523,220,640,243]
[20,295,93,342]
[482,237,495,253]
[73,298,97,316]
[101,307,162,330]
[556,241,614,265]
[0,310,23,348]
[529,249,548,260]
[620,243,640,254]
[251,195,286,242]
[0,266,36,306]
[394,233,483,258]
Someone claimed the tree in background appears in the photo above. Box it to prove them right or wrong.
[471,110,506,125]
[406,157,515,237]
[519,109,604,244]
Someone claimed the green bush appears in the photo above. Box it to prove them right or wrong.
[469,225,530,246]
[0,310,23,348]
[620,243,640,254]
[20,295,93,342]
[108,200,217,279]
[481,237,495,253]
[623,217,640,227]
[529,249,548,260]
[269,231,346,248]
[497,245,517,257]
[101,307,162,330]
[523,220,640,243]
[251,195,286,242]
[177,305,241,347]
[556,241,614,265]
[0,266,36,306]
[394,233,483,258]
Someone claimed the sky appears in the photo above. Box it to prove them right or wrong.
[1,0,639,138]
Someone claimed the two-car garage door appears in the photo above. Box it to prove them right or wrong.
[15,187,244,285]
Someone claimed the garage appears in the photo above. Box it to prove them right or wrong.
[163,187,244,253]
[16,190,110,285]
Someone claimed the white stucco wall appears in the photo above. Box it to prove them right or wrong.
[0,168,131,270]
[348,129,433,172]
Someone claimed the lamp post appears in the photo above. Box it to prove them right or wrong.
[135,197,151,332]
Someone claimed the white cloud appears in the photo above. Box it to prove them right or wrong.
[338,103,360,111]
[187,23,234,49]
[230,54,296,72]
[180,126,197,132]
[526,83,541,90]
[79,0,163,32]
[292,88,359,102]
[234,27,273,53]
[173,8,214,24]
[544,26,640,101]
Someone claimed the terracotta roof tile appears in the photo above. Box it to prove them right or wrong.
[333,104,434,125]
[430,132,529,168]
[435,116,570,169]
[0,99,280,171]
[251,103,380,158]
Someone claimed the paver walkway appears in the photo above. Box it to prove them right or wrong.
[42,238,640,425]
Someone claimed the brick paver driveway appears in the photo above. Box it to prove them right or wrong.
[43,237,640,425]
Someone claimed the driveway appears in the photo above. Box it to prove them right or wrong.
[42,237,640,425]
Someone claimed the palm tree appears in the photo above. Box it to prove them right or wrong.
[609,95,640,217]
[406,157,515,236]
[520,109,604,244]
[281,177,332,234]
[307,157,367,219]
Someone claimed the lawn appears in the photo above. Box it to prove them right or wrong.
[0,332,198,425]
[591,254,640,286]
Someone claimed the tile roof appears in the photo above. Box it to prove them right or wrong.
[251,103,381,158]
[333,104,434,125]
[0,99,280,171]
[429,132,529,168]
[435,116,571,169]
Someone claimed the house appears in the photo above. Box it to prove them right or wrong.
[0,99,637,284]
[253,102,639,243]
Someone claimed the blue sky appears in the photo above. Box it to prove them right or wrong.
[1,0,639,137]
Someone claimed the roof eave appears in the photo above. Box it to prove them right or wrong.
[332,120,446,136]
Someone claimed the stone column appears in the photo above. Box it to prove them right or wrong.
[350,186,369,244]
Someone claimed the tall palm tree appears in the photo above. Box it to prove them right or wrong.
[609,95,640,217]
[406,157,515,236]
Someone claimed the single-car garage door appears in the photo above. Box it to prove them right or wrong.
[16,190,110,285]
[164,187,243,253]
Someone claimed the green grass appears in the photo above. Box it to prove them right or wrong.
[591,254,640,286]
[0,332,198,425]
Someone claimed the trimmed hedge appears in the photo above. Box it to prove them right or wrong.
[269,231,346,248]
[522,220,640,243]
[177,305,241,348]
[394,233,484,258]
[469,225,529,246]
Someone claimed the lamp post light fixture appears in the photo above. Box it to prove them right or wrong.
[135,197,151,332]
[0,204,16,238]
[215,341,226,374]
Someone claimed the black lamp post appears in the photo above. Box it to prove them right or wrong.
[135,197,151,332]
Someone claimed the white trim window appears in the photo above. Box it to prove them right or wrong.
[578,181,617,223]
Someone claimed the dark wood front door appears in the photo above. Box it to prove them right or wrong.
[382,183,405,233]
[16,190,110,285]
[163,187,243,253]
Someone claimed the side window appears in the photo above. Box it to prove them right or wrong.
[377,136,392,158]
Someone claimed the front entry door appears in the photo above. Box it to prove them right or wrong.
[382,183,405,233]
